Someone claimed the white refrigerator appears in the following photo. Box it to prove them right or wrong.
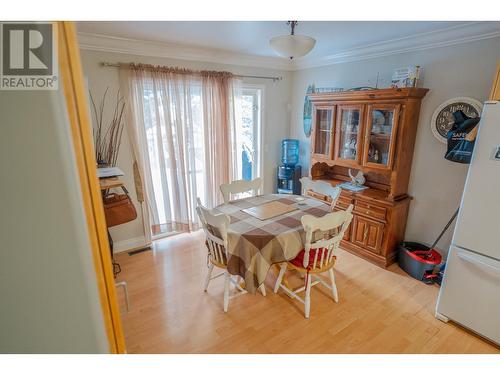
[435,101,500,345]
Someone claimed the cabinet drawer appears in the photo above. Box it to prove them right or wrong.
[307,190,330,203]
[354,200,386,221]
[337,196,353,209]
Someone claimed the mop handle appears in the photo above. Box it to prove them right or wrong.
[430,208,460,250]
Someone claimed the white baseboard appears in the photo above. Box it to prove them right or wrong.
[112,235,150,254]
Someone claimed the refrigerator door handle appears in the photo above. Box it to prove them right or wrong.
[457,252,500,274]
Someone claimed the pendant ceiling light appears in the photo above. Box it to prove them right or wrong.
[269,21,316,59]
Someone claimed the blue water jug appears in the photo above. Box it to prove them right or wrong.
[281,139,299,166]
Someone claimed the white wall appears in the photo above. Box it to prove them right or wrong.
[80,49,292,250]
[290,37,500,254]
[0,85,109,352]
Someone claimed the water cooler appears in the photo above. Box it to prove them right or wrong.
[277,139,302,195]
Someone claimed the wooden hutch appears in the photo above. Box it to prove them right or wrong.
[308,87,429,267]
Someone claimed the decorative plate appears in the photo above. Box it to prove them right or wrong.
[303,84,315,137]
[372,110,385,126]
[431,97,483,143]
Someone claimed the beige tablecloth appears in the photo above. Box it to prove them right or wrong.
[214,194,331,293]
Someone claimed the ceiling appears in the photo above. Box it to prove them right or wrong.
[77,21,469,58]
[76,21,500,70]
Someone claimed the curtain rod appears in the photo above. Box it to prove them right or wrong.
[100,62,283,82]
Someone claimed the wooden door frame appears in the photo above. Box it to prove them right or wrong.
[58,21,126,353]
[490,59,500,100]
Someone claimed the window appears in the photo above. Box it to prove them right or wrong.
[141,81,263,238]
[237,87,262,181]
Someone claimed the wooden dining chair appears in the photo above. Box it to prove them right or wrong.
[300,176,341,210]
[220,177,263,203]
[196,198,265,312]
[273,205,353,318]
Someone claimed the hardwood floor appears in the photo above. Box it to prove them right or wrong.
[114,231,499,354]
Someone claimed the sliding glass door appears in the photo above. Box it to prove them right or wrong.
[140,81,262,238]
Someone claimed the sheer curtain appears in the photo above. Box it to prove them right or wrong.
[121,64,241,235]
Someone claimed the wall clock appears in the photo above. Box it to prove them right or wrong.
[431,97,483,143]
[303,84,315,137]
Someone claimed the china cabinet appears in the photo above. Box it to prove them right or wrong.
[308,88,429,267]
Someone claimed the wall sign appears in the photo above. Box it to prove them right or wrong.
[431,97,483,143]
[303,84,315,137]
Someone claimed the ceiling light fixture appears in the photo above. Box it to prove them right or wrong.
[269,21,316,60]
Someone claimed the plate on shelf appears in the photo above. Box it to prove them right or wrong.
[372,110,385,125]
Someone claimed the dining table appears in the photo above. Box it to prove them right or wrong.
[213,193,332,293]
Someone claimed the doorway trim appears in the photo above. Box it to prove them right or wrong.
[58,21,126,353]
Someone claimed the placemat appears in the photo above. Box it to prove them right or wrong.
[242,200,298,221]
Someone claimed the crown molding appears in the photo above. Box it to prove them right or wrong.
[78,22,500,73]
[292,22,500,70]
[77,32,294,71]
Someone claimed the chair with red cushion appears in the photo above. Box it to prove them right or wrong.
[273,205,353,318]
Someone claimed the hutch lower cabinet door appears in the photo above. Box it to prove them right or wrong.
[352,216,384,255]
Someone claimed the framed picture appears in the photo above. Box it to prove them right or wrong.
[391,66,422,88]
[431,97,483,143]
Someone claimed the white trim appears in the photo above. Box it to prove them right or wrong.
[78,22,500,71]
[258,86,265,183]
[293,22,500,70]
[77,31,292,71]
[112,235,150,254]
[241,84,265,182]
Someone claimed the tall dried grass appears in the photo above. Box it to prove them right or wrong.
[90,88,126,167]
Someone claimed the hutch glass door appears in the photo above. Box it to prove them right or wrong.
[363,104,400,169]
[312,107,334,158]
[335,105,364,164]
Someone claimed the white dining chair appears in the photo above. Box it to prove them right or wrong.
[300,176,341,210]
[274,205,353,318]
[220,177,263,203]
[196,198,265,312]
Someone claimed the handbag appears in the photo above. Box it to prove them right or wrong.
[103,186,137,227]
